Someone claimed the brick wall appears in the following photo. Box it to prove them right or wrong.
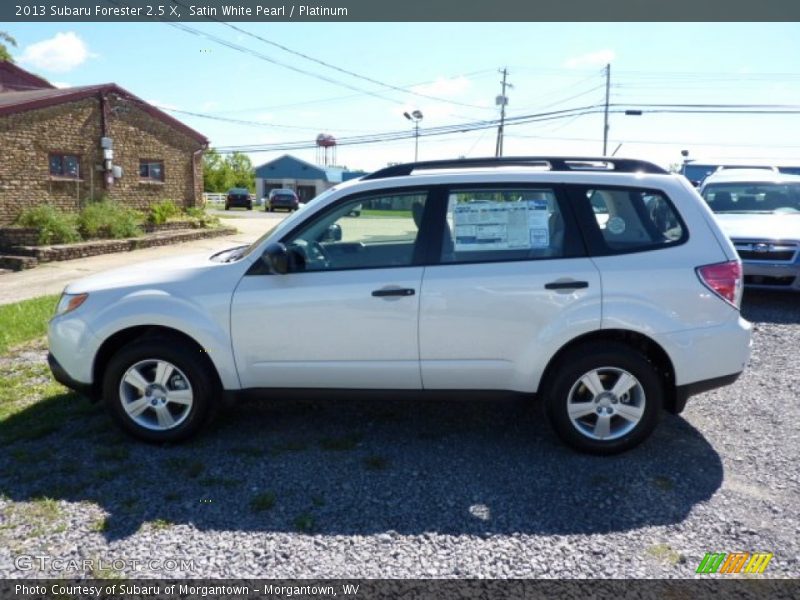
[0,93,205,225]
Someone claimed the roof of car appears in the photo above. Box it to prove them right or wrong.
[702,169,800,185]
[228,187,250,194]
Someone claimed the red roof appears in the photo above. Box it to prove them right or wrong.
[0,80,208,145]
[0,61,55,92]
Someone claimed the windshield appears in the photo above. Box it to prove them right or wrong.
[702,183,800,214]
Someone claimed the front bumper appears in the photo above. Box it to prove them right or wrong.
[742,261,800,291]
[48,352,95,399]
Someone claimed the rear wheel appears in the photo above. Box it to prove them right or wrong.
[102,338,217,443]
[542,342,662,455]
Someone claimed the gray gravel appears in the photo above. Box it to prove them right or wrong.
[0,289,798,579]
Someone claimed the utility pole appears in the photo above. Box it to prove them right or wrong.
[495,68,512,157]
[602,63,611,155]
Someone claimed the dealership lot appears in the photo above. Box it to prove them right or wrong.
[0,287,797,578]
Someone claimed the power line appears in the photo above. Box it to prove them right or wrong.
[179,9,493,110]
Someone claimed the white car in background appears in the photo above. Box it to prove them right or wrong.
[49,157,751,454]
[700,168,800,291]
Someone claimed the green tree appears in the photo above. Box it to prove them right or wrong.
[0,31,17,62]
[226,151,255,191]
[202,149,255,192]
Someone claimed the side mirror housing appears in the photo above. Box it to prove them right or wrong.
[262,242,289,274]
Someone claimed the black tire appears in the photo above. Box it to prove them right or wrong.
[269,207,274,213]
[102,337,218,443]
[224,205,230,211]
[542,341,663,455]
[247,204,253,210]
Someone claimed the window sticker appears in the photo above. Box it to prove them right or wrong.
[453,200,551,251]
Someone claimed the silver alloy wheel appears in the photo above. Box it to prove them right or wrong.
[566,366,646,441]
[118,359,194,431]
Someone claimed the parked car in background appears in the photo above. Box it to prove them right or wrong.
[681,159,800,187]
[225,188,252,211]
[267,189,300,212]
[700,169,800,291]
[48,157,751,455]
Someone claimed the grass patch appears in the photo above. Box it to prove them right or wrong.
[0,295,59,355]
[145,518,173,531]
[363,455,389,471]
[319,433,362,451]
[250,492,276,513]
[359,209,413,219]
[89,516,108,533]
[294,513,315,533]
[646,543,684,566]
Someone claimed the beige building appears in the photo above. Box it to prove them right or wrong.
[0,62,207,225]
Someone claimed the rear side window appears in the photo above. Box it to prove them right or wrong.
[578,187,686,254]
[440,187,582,263]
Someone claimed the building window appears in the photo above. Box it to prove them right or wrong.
[49,154,80,178]
[139,160,164,182]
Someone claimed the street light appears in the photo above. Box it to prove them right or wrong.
[403,110,423,161]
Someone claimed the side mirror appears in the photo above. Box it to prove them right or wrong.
[319,223,342,242]
[262,242,289,274]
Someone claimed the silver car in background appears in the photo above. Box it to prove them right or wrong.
[700,169,800,291]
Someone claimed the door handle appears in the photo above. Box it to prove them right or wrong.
[372,287,415,297]
[544,280,589,290]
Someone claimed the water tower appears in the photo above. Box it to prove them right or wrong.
[316,133,337,166]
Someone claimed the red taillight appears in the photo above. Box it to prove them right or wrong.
[696,260,743,308]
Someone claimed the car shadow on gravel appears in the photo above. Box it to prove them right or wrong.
[0,388,724,542]
[741,289,800,324]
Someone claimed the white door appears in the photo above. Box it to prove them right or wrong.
[419,185,602,392]
[231,190,431,389]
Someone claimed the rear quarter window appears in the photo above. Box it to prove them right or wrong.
[571,186,687,255]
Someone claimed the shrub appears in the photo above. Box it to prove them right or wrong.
[184,206,220,229]
[78,199,143,239]
[13,205,81,245]
[147,199,181,225]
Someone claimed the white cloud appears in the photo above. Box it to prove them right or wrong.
[563,49,616,69]
[200,100,221,111]
[51,81,71,89]
[20,32,95,73]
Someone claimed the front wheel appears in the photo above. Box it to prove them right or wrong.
[542,342,662,455]
[102,338,217,443]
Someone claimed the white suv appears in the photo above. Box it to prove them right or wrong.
[48,157,752,454]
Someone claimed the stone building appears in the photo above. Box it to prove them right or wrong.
[0,62,207,225]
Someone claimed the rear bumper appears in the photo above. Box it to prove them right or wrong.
[48,352,94,399]
[226,198,251,207]
[670,371,742,414]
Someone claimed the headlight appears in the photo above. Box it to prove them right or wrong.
[55,292,89,316]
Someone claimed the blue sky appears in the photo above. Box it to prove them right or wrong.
[8,22,800,171]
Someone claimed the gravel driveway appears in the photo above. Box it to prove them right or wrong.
[0,290,797,579]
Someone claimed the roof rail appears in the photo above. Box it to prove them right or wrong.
[362,156,669,180]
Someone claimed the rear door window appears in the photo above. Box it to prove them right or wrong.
[570,186,687,255]
[438,187,584,264]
